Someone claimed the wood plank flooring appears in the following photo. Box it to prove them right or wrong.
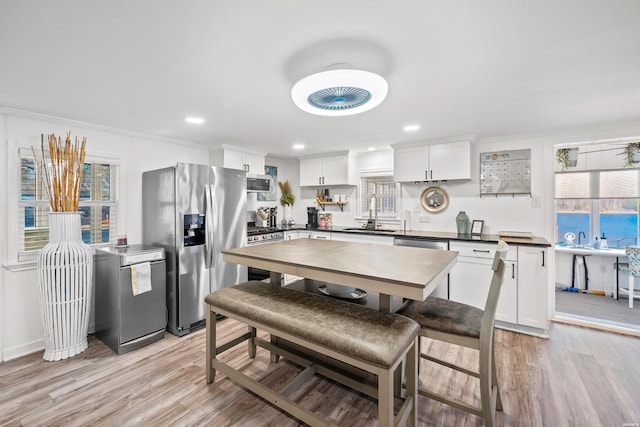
[555,289,640,331]
[1,319,639,426]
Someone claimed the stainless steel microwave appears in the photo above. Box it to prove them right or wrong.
[247,174,271,192]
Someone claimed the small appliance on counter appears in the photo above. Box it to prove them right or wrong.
[307,207,319,228]
[256,207,270,227]
[94,244,167,354]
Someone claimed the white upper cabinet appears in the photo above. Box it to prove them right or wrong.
[210,146,265,174]
[392,139,471,182]
[299,152,355,186]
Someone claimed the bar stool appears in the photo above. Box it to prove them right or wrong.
[397,240,508,427]
[619,246,640,308]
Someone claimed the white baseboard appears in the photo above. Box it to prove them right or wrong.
[3,338,44,362]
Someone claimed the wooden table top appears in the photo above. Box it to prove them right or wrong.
[222,238,459,302]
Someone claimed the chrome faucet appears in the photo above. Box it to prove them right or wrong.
[578,231,586,245]
[366,193,378,230]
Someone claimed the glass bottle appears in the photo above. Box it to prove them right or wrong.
[456,211,470,235]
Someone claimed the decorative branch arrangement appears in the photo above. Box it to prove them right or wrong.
[278,180,295,206]
[31,132,87,212]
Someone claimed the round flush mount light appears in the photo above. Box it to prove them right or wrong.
[291,69,388,116]
[185,117,204,124]
[403,124,420,132]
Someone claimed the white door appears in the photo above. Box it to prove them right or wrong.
[517,246,549,329]
[300,157,324,186]
[429,141,471,181]
[393,145,430,182]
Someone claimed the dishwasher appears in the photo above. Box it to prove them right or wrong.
[394,237,449,299]
[95,244,167,354]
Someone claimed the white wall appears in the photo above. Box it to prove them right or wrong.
[0,112,211,361]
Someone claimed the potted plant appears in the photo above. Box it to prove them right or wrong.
[32,132,93,361]
[621,142,640,167]
[278,180,295,225]
[555,147,579,171]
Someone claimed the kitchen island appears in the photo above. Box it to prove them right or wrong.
[223,238,458,312]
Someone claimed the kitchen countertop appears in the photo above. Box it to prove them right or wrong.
[554,245,626,256]
[278,224,551,247]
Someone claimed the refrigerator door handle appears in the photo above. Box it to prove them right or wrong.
[204,185,214,269]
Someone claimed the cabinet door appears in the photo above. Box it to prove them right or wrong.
[244,153,265,174]
[430,141,471,181]
[393,145,430,182]
[223,149,246,170]
[517,246,549,329]
[495,260,518,324]
[449,257,493,309]
[321,154,349,185]
[331,232,394,245]
[299,158,324,186]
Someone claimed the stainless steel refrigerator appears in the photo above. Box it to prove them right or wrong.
[142,163,247,336]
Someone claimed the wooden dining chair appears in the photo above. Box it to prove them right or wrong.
[620,246,640,308]
[397,240,508,427]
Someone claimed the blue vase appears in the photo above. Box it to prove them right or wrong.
[456,211,469,235]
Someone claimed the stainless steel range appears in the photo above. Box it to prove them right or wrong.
[246,226,283,281]
[247,226,283,246]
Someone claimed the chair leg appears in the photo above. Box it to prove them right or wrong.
[630,275,635,309]
[491,345,503,412]
[479,341,497,427]
[206,307,217,384]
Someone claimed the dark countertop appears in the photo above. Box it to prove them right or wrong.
[277,224,551,247]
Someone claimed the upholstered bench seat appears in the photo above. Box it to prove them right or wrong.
[205,280,419,427]
[205,280,419,367]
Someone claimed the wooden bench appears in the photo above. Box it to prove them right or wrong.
[205,280,420,427]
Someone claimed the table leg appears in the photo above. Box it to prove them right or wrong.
[379,294,392,312]
[270,271,282,286]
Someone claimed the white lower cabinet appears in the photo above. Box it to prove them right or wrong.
[283,230,330,284]
[449,242,516,323]
[516,245,549,329]
[449,241,547,333]
[330,232,394,245]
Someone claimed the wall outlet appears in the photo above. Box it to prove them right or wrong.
[418,215,430,223]
[531,196,541,208]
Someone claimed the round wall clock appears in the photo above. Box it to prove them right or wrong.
[420,186,449,213]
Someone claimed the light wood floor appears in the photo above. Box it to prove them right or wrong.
[1,319,639,426]
[556,290,640,331]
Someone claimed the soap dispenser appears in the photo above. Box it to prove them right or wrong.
[600,232,608,248]
[593,236,600,249]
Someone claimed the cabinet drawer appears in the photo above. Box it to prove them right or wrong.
[450,241,517,261]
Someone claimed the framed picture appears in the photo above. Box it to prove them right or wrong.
[419,186,449,213]
[257,165,277,201]
[471,220,484,236]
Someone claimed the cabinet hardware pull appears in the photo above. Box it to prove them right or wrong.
[473,249,491,253]
[318,177,321,184]
[425,170,428,180]
[430,170,433,180]
[541,250,545,267]
[512,263,515,279]
[316,236,327,239]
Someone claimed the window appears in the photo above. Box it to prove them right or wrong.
[360,175,398,217]
[19,148,119,258]
[555,170,639,248]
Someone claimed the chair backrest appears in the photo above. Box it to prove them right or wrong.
[480,240,509,340]
[625,246,640,277]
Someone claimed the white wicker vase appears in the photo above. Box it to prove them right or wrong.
[37,212,93,361]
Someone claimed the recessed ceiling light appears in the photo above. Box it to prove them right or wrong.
[185,117,204,124]
[291,69,388,116]
[368,147,376,151]
[292,143,305,150]
[403,124,420,132]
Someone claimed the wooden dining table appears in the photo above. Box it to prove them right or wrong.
[222,238,459,312]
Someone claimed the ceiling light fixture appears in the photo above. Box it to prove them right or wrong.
[185,117,204,124]
[292,143,305,150]
[291,69,388,116]
[403,124,420,132]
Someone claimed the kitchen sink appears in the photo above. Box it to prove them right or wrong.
[344,227,397,233]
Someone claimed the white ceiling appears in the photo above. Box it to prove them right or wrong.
[1,0,639,158]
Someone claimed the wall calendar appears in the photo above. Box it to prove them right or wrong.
[480,149,531,196]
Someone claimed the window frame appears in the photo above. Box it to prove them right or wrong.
[16,146,120,262]
[555,169,640,248]
[358,170,400,219]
